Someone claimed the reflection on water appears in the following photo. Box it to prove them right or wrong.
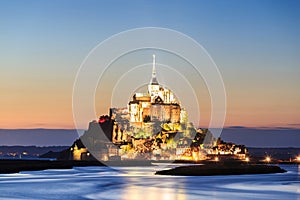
[122,172,186,200]
[125,185,186,200]
[84,166,188,200]
[0,165,299,200]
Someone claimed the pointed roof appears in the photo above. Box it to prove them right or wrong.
[150,54,159,85]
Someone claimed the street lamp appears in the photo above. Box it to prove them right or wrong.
[265,156,271,163]
[245,157,250,162]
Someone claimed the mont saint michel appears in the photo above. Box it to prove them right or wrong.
[66,55,247,162]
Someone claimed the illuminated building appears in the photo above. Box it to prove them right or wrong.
[72,143,87,161]
[128,55,181,126]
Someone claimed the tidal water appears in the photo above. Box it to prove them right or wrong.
[0,164,299,200]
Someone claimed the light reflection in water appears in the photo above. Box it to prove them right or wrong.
[124,183,186,200]
[120,166,186,200]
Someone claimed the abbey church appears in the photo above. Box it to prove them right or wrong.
[128,55,185,126]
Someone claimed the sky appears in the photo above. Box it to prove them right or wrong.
[1,0,299,130]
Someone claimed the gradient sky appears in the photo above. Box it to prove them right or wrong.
[1,0,299,129]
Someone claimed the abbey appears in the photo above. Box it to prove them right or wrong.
[128,55,185,126]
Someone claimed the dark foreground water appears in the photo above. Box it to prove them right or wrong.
[0,164,299,200]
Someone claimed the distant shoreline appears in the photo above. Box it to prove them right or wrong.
[1,127,300,147]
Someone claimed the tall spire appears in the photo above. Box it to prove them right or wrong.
[152,54,156,77]
[150,54,158,84]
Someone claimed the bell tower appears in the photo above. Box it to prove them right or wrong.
[148,54,160,102]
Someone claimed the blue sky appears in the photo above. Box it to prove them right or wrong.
[0,0,299,129]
